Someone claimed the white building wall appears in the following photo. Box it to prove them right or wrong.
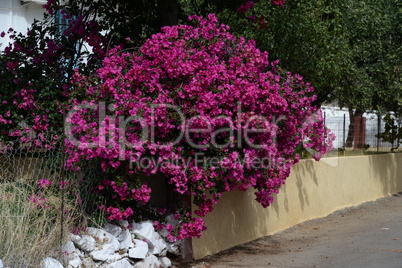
[0,0,45,49]
[322,106,393,150]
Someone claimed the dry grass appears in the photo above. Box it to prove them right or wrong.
[0,148,107,267]
[0,179,81,267]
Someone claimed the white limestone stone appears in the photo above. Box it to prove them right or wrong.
[158,227,169,238]
[106,259,133,268]
[42,220,174,268]
[118,229,134,249]
[41,257,63,268]
[132,221,156,242]
[87,227,120,247]
[87,227,120,261]
[68,254,82,268]
[133,221,166,255]
[118,220,130,229]
[104,223,123,238]
[81,257,98,268]
[90,242,120,261]
[143,254,161,268]
[128,239,149,259]
[166,242,180,255]
[105,252,128,264]
[133,258,162,268]
[150,234,167,256]
[133,261,145,268]
[0,259,3,268]
[76,249,85,257]
[62,240,76,255]
[159,256,172,268]
[71,234,96,252]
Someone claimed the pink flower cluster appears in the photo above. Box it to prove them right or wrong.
[237,0,285,9]
[29,194,49,209]
[271,0,285,7]
[29,178,56,210]
[236,1,272,29]
[66,14,333,240]
[95,179,152,222]
[44,0,55,15]
[166,216,206,242]
[97,179,151,205]
[38,178,53,189]
[237,1,255,13]
[105,206,134,221]
[0,4,105,152]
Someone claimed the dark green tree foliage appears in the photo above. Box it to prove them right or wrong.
[336,0,402,146]
[338,0,402,113]
[79,0,181,44]
[62,0,244,45]
[377,113,402,151]
[215,0,352,106]
[1,0,401,148]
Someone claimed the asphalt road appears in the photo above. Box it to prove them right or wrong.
[174,193,402,268]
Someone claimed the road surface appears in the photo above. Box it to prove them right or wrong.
[173,192,402,268]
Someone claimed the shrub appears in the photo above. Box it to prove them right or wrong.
[66,14,334,240]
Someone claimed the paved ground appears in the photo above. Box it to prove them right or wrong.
[172,193,402,268]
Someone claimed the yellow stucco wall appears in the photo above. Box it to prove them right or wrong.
[192,153,402,259]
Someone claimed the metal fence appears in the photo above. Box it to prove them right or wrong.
[322,106,401,153]
[0,133,102,267]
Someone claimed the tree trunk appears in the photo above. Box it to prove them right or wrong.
[345,107,363,147]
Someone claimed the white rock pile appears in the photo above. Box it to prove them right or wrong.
[40,219,181,268]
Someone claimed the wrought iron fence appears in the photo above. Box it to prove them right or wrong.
[322,106,401,153]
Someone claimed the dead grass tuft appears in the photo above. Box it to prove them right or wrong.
[0,180,82,267]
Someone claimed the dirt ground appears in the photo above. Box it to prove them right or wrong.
[172,192,402,268]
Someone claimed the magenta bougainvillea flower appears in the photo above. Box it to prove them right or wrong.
[65,14,334,240]
[237,1,255,13]
[271,0,285,7]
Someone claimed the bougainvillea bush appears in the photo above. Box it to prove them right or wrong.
[66,14,334,240]
[0,1,106,151]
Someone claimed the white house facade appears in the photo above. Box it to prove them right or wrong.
[0,0,45,49]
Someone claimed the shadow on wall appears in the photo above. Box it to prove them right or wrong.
[369,153,402,196]
[190,188,251,257]
[192,153,402,259]
[192,159,321,258]
[271,159,318,216]
[295,160,318,211]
